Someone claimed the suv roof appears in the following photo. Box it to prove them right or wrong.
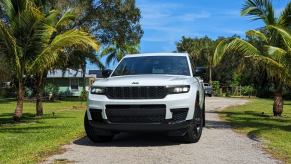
[124,53,189,58]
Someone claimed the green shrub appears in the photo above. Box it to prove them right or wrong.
[241,85,255,97]
[24,87,33,97]
[44,83,59,96]
[212,81,221,96]
[0,89,4,98]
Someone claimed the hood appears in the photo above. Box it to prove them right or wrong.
[93,75,196,87]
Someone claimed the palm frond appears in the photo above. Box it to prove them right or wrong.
[29,29,100,72]
[213,39,256,64]
[213,40,228,66]
[268,25,291,51]
[117,49,124,61]
[264,45,287,62]
[278,2,291,27]
[94,56,105,70]
[0,21,20,72]
[227,38,261,57]
[50,30,99,51]
[27,22,57,58]
[0,0,16,22]
[85,51,105,70]
[241,0,275,25]
[246,30,268,43]
[45,10,59,26]
[213,38,283,72]
[100,46,116,57]
[56,9,76,28]
[105,52,117,66]
[252,55,285,73]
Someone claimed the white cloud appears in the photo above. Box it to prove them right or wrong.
[224,29,245,35]
[138,1,211,29]
[175,12,211,21]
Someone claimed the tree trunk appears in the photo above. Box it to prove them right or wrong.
[209,66,212,84]
[35,72,47,116]
[273,85,283,116]
[13,80,24,121]
[82,60,86,92]
[208,54,213,84]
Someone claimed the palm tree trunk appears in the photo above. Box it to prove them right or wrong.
[208,54,213,84]
[35,74,43,116]
[273,85,283,116]
[13,79,24,121]
[209,66,212,84]
[35,72,47,116]
[82,60,86,92]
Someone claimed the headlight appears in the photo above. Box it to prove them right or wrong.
[167,85,190,94]
[90,87,105,94]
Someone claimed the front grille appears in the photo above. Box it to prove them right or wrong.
[171,108,188,121]
[89,109,103,122]
[105,86,167,99]
[105,105,166,123]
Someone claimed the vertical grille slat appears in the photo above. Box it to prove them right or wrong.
[105,86,167,99]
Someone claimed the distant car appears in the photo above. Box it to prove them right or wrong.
[203,83,212,97]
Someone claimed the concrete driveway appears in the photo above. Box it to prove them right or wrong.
[44,97,280,164]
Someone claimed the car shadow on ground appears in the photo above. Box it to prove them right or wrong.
[73,118,232,148]
[73,132,186,147]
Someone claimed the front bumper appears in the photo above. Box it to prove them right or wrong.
[87,90,197,136]
[87,92,196,121]
[88,120,192,136]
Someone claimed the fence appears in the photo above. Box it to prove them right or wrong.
[214,85,256,97]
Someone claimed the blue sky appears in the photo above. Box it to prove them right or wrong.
[89,0,290,70]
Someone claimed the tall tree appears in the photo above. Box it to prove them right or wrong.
[214,0,291,116]
[96,0,143,65]
[94,0,143,46]
[30,7,101,116]
[0,0,99,120]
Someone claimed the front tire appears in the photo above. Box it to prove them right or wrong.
[84,112,113,142]
[182,98,203,143]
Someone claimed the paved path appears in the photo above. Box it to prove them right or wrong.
[44,97,280,164]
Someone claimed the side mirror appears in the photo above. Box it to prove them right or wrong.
[102,69,112,78]
[194,67,206,77]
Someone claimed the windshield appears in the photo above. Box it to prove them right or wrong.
[112,56,191,76]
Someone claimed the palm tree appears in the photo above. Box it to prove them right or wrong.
[0,0,99,120]
[0,0,39,120]
[176,36,215,83]
[100,42,139,66]
[28,9,100,116]
[213,0,291,116]
[176,36,205,63]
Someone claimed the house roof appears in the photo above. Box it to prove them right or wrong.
[47,69,96,78]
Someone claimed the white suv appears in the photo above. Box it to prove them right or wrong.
[85,53,205,143]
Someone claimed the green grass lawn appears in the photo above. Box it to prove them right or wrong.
[220,98,291,163]
[0,99,86,164]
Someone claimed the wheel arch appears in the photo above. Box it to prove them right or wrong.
[195,91,206,127]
